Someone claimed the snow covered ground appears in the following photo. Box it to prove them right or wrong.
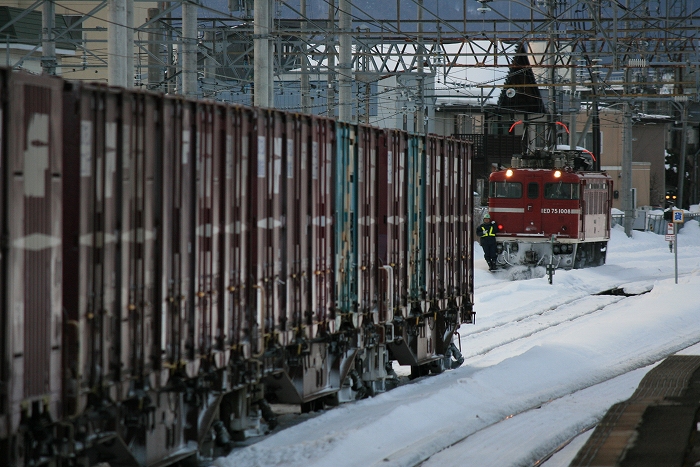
[214,221,700,467]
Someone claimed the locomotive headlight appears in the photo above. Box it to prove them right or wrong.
[553,244,561,254]
[506,169,514,177]
[554,170,562,178]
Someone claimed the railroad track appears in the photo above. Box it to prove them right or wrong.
[374,283,651,464]
[220,272,699,466]
[382,276,699,467]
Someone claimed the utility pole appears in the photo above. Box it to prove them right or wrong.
[109,0,128,87]
[585,3,603,172]
[622,102,634,237]
[253,0,272,107]
[569,63,577,149]
[547,0,557,150]
[338,0,352,122]
[41,0,56,75]
[677,98,689,209]
[163,1,175,94]
[182,0,198,98]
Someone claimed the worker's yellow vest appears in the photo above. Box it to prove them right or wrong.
[480,225,496,237]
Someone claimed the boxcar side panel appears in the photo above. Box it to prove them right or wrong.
[406,134,425,307]
[383,130,408,315]
[159,96,195,375]
[333,122,356,316]
[3,71,64,442]
[225,106,250,360]
[283,114,311,340]
[357,125,379,319]
[424,135,441,302]
[310,117,335,333]
[193,102,221,365]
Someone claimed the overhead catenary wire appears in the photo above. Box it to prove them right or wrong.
[19,0,698,123]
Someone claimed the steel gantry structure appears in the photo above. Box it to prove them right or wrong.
[2,0,699,215]
[4,1,697,102]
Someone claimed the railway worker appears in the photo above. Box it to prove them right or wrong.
[477,213,500,271]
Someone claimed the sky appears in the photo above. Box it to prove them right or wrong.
[213,219,700,467]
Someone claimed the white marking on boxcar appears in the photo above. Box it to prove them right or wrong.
[257,218,282,229]
[13,233,61,250]
[24,113,50,197]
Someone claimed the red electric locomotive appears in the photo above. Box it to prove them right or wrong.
[488,148,613,270]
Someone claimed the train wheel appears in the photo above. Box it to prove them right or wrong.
[409,364,430,380]
[574,248,586,269]
[429,358,448,375]
[301,398,325,414]
[597,242,607,266]
[174,454,200,467]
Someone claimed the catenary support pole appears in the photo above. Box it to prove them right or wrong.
[126,0,133,87]
[254,0,271,107]
[109,0,127,87]
[416,0,423,134]
[182,0,198,97]
[300,0,310,114]
[338,0,352,122]
[327,0,335,117]
[41,0,56,75]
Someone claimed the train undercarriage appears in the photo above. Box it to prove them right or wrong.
[495,239,608,270]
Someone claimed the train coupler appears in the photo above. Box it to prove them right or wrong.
[447,343,464,369]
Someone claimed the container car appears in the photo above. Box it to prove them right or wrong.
[0,68,475,466]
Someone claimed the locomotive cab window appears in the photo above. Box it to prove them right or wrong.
[544,182,579,200]
[490,181,522,198]
[528,182,539,199]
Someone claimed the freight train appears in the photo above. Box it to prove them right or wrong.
[488,147,613,270]
[0,69,475,467]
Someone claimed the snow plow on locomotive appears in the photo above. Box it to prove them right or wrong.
[488,148,613,270]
